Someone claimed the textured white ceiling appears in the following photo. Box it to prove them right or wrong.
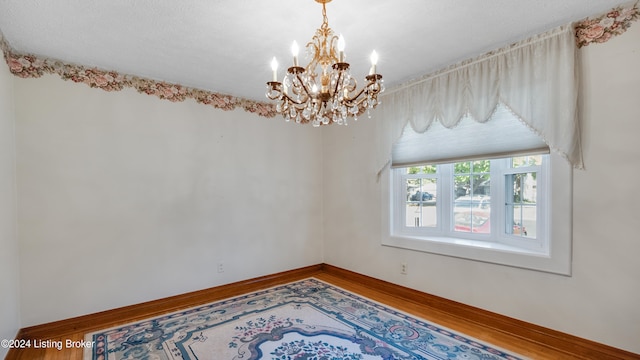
[0,0,629,101]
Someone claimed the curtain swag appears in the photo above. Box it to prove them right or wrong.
[378,24,583,171]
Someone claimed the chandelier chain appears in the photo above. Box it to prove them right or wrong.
[321,2,329,30]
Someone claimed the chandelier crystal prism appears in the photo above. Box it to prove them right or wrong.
[265,0,384,126]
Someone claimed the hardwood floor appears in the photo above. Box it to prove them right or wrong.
[6,264,639,360]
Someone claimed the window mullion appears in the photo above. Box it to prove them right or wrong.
[396,171,408,234]
[538,155,550,251]
[490,159,502,240]
[440,163,452,233]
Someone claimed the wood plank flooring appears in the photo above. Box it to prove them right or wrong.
[6,264,639,360]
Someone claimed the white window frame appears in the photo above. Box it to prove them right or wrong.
[382,152,572,275]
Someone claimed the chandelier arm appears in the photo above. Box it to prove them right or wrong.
[280,93,306,106]
[295,74,314,101]
[333,70,343,99]
[280,92,325,109]
[306,43,320,73]
[343,88,367,105]
[343,76,383,104]
[266,82,283,101]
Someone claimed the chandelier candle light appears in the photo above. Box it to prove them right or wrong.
[266,0,384,126]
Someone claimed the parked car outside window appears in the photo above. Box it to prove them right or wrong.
[453,196,526,235]
[410,191,433,201]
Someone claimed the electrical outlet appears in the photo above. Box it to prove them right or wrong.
[401,263,407,275]
[217,262,224,273]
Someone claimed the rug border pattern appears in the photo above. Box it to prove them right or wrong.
[85,277,526,360]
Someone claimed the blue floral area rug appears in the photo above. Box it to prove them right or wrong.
[84,278,526,360]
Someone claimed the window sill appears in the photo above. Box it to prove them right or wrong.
[382,233,570,275]
[393,233,546,254]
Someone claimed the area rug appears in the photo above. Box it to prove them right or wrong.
[84,278,525,360]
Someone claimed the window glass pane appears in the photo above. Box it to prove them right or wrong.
[406,165,436,174]
[454,199,490,234]
[472,160,491,173]
[505,172,537,238]
[473,161,491,199]
[512,155,542,168]
[473,174,491,198]
[453,160,491,234]
[454,161,471,174]
[405,178,437,228]
[509,205,532,237]
[454,161,491,198]
[453,208,491,234]
[454,172,471,198]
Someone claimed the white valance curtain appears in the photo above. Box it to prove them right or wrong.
[377,24,582,171]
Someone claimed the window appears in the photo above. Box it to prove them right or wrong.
[393,155,545,250]
[384,152,572,275]
[378,27,578,275]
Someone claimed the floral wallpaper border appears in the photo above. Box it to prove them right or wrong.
[0,35,277,118]
[1,2,638,116]
[575,1,639,48]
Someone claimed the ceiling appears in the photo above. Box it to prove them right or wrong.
[0,0,628,102]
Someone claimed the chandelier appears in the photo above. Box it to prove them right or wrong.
[265,0,384,126]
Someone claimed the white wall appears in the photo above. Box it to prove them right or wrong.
[0,54,20,358]
[15,76,323,326]
[323,24,640,353]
